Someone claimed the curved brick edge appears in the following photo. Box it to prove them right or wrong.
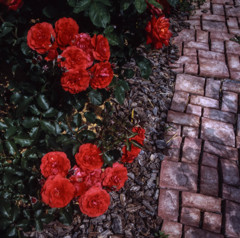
[158,0,240,237]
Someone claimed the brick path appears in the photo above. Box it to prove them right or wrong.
[158,0,240,237]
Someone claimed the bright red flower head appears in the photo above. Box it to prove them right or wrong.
[78,186,110,217]
[45,42,58,61]
[59,46,88,72]
[55,17,79,49]
[41,175,75,208]
[145,15,172,49]
[40,151,71,178]
[61,69,90,94]
[0,0,23,10]
[131,127,145,145]
[121,145,141,163]
[27,22,55,54]
[75,144,104,171]
[102,162,128,191]
[91,34,110,61]
[89,62,113,89]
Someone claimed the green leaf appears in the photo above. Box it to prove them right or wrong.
[16,96,33,116]
[147,0,163,9]
[134,0,147,13]
[72,113,81,127]
[42,5,57,19]
[67,0,76,7]
[84,112,96,123]
[22,117,39,129]
[96,0,112,6]
[16,219,29,230]
[124,69,135,79]
[29,127,40,139]
[167,0,179,7]
[114,85,125,104]
[89,90,102,106]
[103,153,114,166]
[118,80,130,91]
[106,33,121,46]
[78,130,96,141]
[35,219,43,231]
[21,42,31,56]
[0,121,8,130]
[89,2,110,28]
[4,141,18,155]
[136,56,152,79]
[73,0,91,13]
[11,205,20,221]
[4,126,17,139]
[43,108,58,118]
[0,219,12,230]
[59,209,72,225]
[130,139,143,149]
[120,0,132,11]
[0,199,11,219]
[40,121,56,135]
[0,22,14,38]
[10,92,21,104]
[6,226,17,237]
[14,136,34,147]
[29,105,41,116]
[37,94,50,111]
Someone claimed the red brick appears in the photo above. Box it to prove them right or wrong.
[172,67,183,74]
[198,50,225,61]
[205,78,221,99]
[210,32,233,41]
[226,41,240,55]
[222,80,240,93]
[181,207,201,227]
[167,110,200,127]
[185,226,224,238]
[161,221,182,238]
[225,200,240,237]
[186,104,202,116]
[204,140,238,161]
[203,108,236,124]
[182,192,222,212]
[171,91,189,112]
[160,160,198,192]
[203,212,222,233]
[211,40,225,53]
[201,117,235,147]
[221,159,240,186]
[223,184,240,203]
[182,126,199,138]
[236,136,240,148]
[199,58,229,78]
[165,123,181,136]
[169,63,182,69]
[184,47,197,56]
[212,4,225,15]
[238,114,240,136]
[185,41,209,50]
[212,0,233,4]
[200,166,219,196]
[182,137,202,164]
[176,56,197,65]
[165,136,182,149]
[173,29,195,44]
[227,54,240,71]
[229,28,240,35]
[166,148,180,159]
[202,152,218,168]
[221,91,238,113]
[158,189,179,221]
[202,20,227,32]
[226,6,240,17]
[175,74,205,95]
[230,71,240,80]
[190,95,219,109]
[184,63,198,75]
[227,17,239,28]
[185,19,200,26]
[202,14,225,22]
[200,1,210,9]
[197,30,209,43]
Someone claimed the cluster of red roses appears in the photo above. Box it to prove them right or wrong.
[0,0,22,10]
[27,17,113,94]
[40,127,145,217]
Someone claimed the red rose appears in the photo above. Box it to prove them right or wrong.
[55,17,79,49]
[102,162,128,191]
[145,15,172,49]
[41,175,75,208]
[89,62,113,89]
[45,42,58,61]
[0,0,23,10]
[121,145,141,163]
[27,22,55,54]
[59,46,88,72]
[78,186,110,217]
[91,34,110,61]
[40,151,71,178]
[131,127,145,145]
[75,144,103,171]
[61,69,90,94]
[71,33,94,68]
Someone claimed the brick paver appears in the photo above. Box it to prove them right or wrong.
[159,0,240,236]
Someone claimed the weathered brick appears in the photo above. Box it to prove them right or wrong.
[201,117,235,147]
[203,212,222,233]
[171,91,189,112]
[203,108,236,124]
[182,126,199,138]
[227,17,239,28]
[221,159,240,186]
[158,189,179,221]
[184,47,197,56]
[202,14,225,22]
[190,95,219,109]
[167,110,200,127]
[226,41,240,55]
[175,74,205,95]
[197,30,209,43]
[165,136,182,149]
[182,192,222,212]
[212,4,225,15]
[211,40,225,53]
[227,54,240,71]
[204,140,238,161]
[238,114,240,136]
[166,148,180,159]
[185,41,209,50]
[202,152,218,168]
[184,63,198,75]
[199,58,229,78]
[230,71,240,80]
[223,184,240,203]
[172,29,195,44]
[236,136,240,148]
[165,123,181,136]
[200,166,219,196]
[185,226,224,238]
[186,19,201,26]
[226,6,240,17]
[202,20,227,32]
[229,28,240,35]
[172,67,184,74]
[221,91,238,113]
[176,56,197,65]
[182,137,202,164]
[161,221,182,238]
[186,104,202,116]
[181,207,201,227]
[200,1,210,9]
[160,160,198,192]
[212,0,233,4]
[225,200,240,237]
[210,32,234,41]
[222,80,240,93]
[205,78,221,99]
[198,50,225,61]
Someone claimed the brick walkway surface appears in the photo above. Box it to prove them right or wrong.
[158,0,240,237]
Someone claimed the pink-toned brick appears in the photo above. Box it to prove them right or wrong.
[227,54,240,71]
[205,78,221,99]
[221,159,240,186]
[167,110,200,127]
[198,50,225,61]
[226,41,240,55]
[203,108,236,124]
[160,160,198,192]
[184,63,198,75]
[175,74,205,95]
[221,91,238,113]
[185,19,201,26]
[222,80,240,93]
[186,104,202,116]
[238,114,240,136]
[226,6,240,17]
[161,221,182,238]
[190,95,219,109]
[223,184,240,203]
[227,17,239,28]
[184,47,197,56]
[185,226,224,238]
[202,14,225,22]
[165,123,181,136]
[172,67,184,74]
[202,20,227,32]
[167,148,180,159]
[182,126,199,138]
[158,189,179,221]
[200,1,210,9]
[165,136,182,149]
[201,117,235,147]
[185,41,209,50]
[203,212,222,233]
[236,136,240,148]
[202,152,218,168]
[197,30,209,43]
[176,56,197,65]
[212,4,225,15]
[229,28,240,35]
[212,0,233,4]
[173,29,195,44]
[181,207,201,227]
[210,32,233,41]
[230,71,240,80]
[182,192,222,212]
[182,137,202,164]
[211,40,225,53]
[171,91,189,112]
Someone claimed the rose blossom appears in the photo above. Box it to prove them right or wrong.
[102,162,128,191]
[0,0,23,10]
[45,42,58,61]
[121,145,141,163]
[27,22,55,54]
[75,144,103,171]
[91,34,110,61]
[89,62,113,89]
[41,175,75,208]
[40,151,71,178]
[78,186,110,217]
[131,127,145,145]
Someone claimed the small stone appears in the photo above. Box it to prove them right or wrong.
[111,215,123,234]
[156,140,167,149]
